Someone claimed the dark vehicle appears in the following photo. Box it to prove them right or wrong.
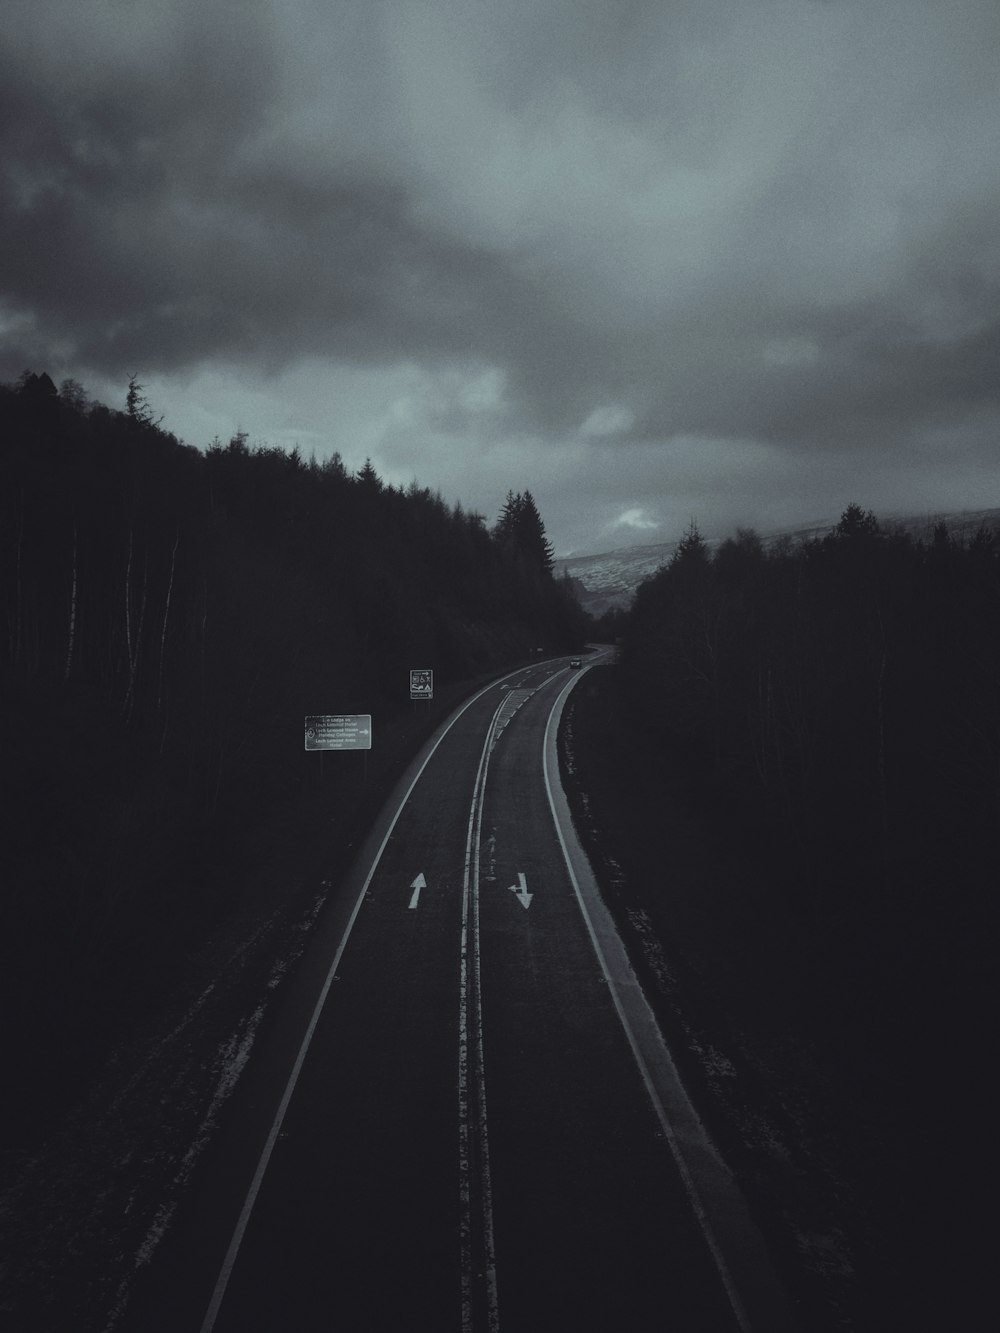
[569,658,582,668]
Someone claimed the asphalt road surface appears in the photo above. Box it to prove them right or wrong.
[125,654,796,1332]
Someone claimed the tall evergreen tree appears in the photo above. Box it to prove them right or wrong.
[356,457,383,491]
[834,502,880,540]
[126,374,161,428]
[494,489,555,575]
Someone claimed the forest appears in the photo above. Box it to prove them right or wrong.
[616,505,997,980]
[582,504,996,1325]
[0,371,587,1144]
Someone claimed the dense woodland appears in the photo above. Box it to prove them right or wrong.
[618,505,997,971]
[601,504,996,1323]
[0,372,586,1140]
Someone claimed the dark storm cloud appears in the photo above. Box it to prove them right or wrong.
[0,0,550,381]
[3,0,999,551]
[629,291,1000,453]
[1,0,278,369]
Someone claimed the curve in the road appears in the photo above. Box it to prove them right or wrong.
[185,649,795,1333]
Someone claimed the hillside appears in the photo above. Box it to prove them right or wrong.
[556,507,1000,613]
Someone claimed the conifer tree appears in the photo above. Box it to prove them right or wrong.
[834,502,880,540]
[126,374,161,427]
[494,490,555,575]
[356,457,383,491]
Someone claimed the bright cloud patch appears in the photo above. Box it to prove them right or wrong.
[613,507,659,532]
[581,404,635,437]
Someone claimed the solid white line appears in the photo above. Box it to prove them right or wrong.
[198,667,528,1333]
[540,661,754,1333]
[459,699,503,1333]
[471,732,501,1333]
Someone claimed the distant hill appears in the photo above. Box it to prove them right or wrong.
[556,507,1000,615]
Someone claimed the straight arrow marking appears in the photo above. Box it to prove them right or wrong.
[409,873,426,909]
[508,872,533,910]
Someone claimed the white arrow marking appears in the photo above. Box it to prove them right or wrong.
[409,873,426,909]
[508,872,533,910]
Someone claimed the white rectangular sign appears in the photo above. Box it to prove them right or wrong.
[304,714,372,751]
[409,669,433,700]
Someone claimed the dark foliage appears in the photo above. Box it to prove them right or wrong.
[620,511,999,923]
[614,506,997,1324]
[0,375,587,1144]
[494,488,556,576]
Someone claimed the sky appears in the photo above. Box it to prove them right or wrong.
[2,0,998,555]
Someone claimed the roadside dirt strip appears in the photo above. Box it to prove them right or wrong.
[124,652,798,1333]
[542,665,797,1333]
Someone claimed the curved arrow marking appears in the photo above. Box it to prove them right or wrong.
[508,872,533,910]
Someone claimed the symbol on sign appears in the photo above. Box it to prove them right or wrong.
[410,668,433,700]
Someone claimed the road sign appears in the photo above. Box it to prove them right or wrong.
[409,668,433,700]
[304,714,372,751]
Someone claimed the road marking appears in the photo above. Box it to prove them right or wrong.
[489,688,534,751]
[458,698,503,1333]
[508,872,533,910]
[539,655,793,1333]
[197,666,531,1333]
[408,873,426,909]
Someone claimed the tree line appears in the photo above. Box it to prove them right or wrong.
[616,502,995,1037]
[0,372,587,1138]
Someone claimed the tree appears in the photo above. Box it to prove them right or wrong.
[494,490,555,575]
[834,502,879,540]
[356,458,383,492]
[670,519,709,568]
[59,378,90,413]
[126,374,162,428]
[18,370,58,400]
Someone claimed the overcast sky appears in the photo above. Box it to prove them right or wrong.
[3,0,998,554]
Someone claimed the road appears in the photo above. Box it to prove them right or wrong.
[124,654,796,1332]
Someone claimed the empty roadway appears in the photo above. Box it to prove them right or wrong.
[124,654,794,1332]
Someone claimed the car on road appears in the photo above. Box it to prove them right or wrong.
[569,658,582,668]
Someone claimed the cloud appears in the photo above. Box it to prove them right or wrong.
[581,405,636,438]
[2,0,1000,553]
[611,507,659,533]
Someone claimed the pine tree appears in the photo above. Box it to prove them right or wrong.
[126,374,161,428]
[670,519,709,567]
[834,502,880,540]
[356,458,383,492]
[494,490,555,575]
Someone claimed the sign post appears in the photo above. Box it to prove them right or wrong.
[304,715,372,750]
[409,669,433,702]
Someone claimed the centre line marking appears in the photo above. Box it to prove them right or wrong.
[197,666,530,1333]
[459,696,504,1333]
